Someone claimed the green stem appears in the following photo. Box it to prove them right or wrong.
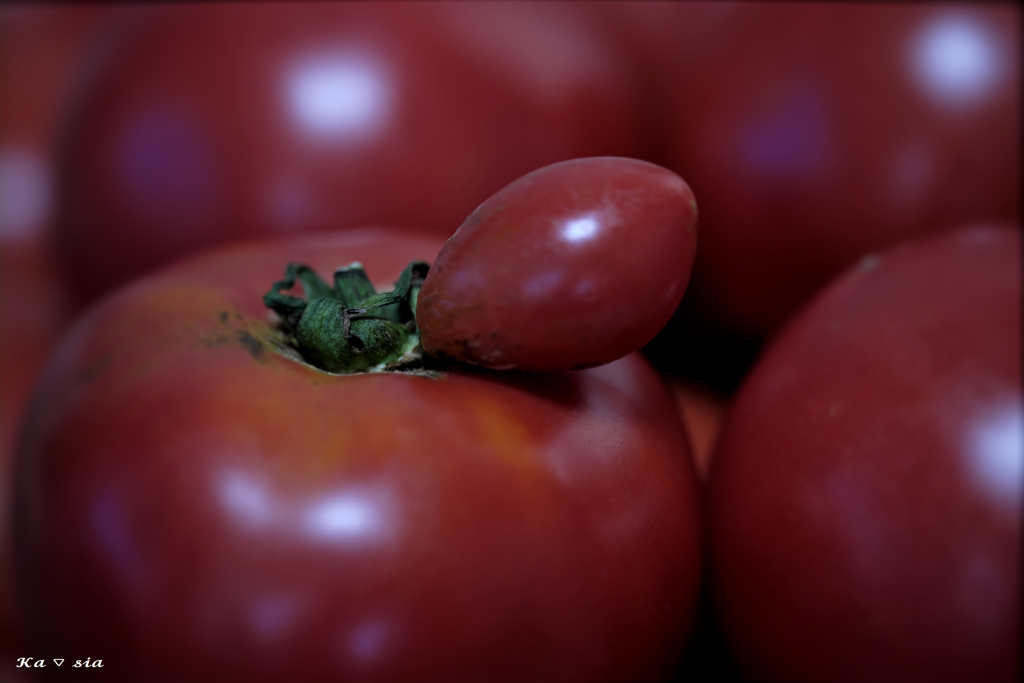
[264,261,429,373]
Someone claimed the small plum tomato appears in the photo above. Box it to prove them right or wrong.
[416,157,698,373]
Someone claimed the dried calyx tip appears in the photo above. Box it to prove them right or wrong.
[263,260,429,374]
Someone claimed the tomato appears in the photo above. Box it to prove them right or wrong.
[707,226,1021,682]
[15,228,702,682]
[416,157,698,373]
[650,3,1020,337]
[55,2,644,306]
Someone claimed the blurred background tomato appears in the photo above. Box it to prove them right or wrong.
[607,2,1020,390]
[54,2,647,306]
[708,225,1021,682]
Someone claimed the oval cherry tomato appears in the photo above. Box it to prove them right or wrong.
[657,3,1020,336]
[55,2,643,305]
[708,225,1021,682]
[417,157,698,373]
[15,228,702,682]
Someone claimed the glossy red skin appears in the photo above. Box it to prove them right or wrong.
[15,229,702,682]
[55,2,643,305]
[654,3,1021,336]
[417,157,698,372]
[707,226,1022,682]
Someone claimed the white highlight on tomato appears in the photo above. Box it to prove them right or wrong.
[968,398,1023,511]
[286,54,392,140]
[561,215,599,243]
[910,13,1005,109]
[302,492,386,541]
[218,469,397,545]
[220,471,275,528]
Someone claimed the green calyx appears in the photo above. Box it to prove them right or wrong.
[264,260,429,373]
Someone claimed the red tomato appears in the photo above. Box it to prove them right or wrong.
[15,229,702,682]
[55,2,643,305]
[417,157,698,373]
[708,225,1021,682]
[654,3,1020,336]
